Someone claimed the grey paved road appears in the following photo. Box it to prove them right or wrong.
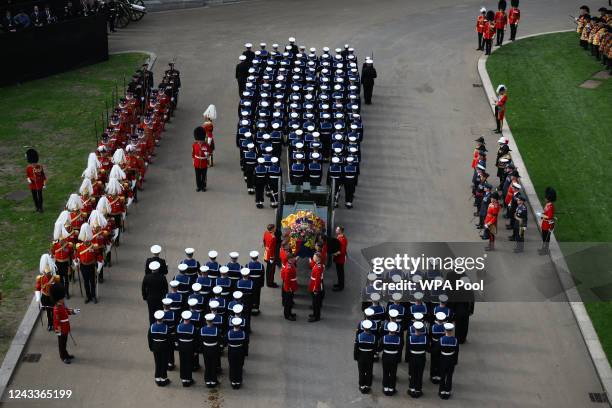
[3,1,605,407]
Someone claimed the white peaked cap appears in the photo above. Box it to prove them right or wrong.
[79,178,93,195]
[209,300,220,309]
[288,37,296,42]
[66,193,83,211]
[362,319,373,329]
[233,304,244,314]
[480,7,486,12]
[181,311,192,320]
[233,291,243,299]
[413,312,424,320]
[192,283,202,292]
[39,253,57,274]
[331,157,340,163]
[498,136,509,144]
[188,298,198,306]
[109,164,126,180]
[178,263,188,272]
[387,322,399,332]
[96,196,112,215]
[154,310,165,320]
[150,245,162,254]
[364,308,375,316]
[444,323,455,330]
[205,313,215,321]
[112,148,126,165]
[229,251,239,258]
[496,84,506,93]
[392,292,403,301]
[78,223,93,242]
[200,265,209,273]
[239,55,246,61]
[208,250,218,258]
[240,268,250,276]
[170,280,179,287]
[213,286,222,294]
[231,317,243,326]
[185,247,195,255]
[413,291,424,300]
[413,321,425,330]
[149,261,161,271]
[389,309,399,318]
[245,42,252,47]
[436,312,447,321]
[162,298,173,305]
[219,266,229,274]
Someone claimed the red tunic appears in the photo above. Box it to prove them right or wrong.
[476,15,486,33]
[483,21,495,40]
[541,202,555,231]
[471,149,479,169]
[281,263,298,292]
[484,201,501,227]
[508,8,520,24]
[36,274,60,296]
[496,94,508,121]
[320,241,328,266]
[53,303,74,335]
[263,231,277,262]
[333,235,348,265]
[505,183,515,205]
[51,239,74,262]
[69,211,83,232]
[308,263,324,293]
[81,196,96,217]
[26,164,46,190]
[192,142,210,169]
[494,11,507,29]
[76,242,97,265]
[279,246,289,266]
[107,194,125,215]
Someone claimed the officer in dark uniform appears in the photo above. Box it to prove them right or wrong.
[142,261,168,324]
[449,279,474,344]
[254,157,268,208]
[145,245,168,275]
[267,156,281,208]
[354,319,376,394]
[236,55,250,97]
[176,311,198,387]
[243,43,255,62]
[439,323,459,399]
[513,195,528,252]
[200,313,220,388]
[161,298,178,369]
[246,251,264,315]
[343,156,358,208]
[381,321,403,396]
[361,58,377,105]
[148,310,171,386]
[406,321,428,398]
[243,142,257,194]
[429,312,447,384]
[227,317,249,389]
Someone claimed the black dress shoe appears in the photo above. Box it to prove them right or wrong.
[98,277,104,283]
[284,315,296,321]
[196,188,202,192]
[62,358,71,364]
[167,363,175,371]
[267,283,279,288]
[93,297,98,304]
[308,316,320,322]
[67,354,75,359]
[202,187,207,192]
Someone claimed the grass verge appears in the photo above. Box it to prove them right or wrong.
[0,53,147,362]
[486,32,612,362]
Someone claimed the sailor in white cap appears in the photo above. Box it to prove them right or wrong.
[148,310,171,387]
[142,260,169,324]
[246,250,264,314]
[243,42,255,62]
[429,311,447,384]
[176,310,196,387]
[354,319,376,394]
[381,320,402,396]
[165,280,183,311]
[227,317,249,389]
[290,152,305,185]
[199,312,221,387]
[407,321,428,398]
[254,157,268,208]
[236,269,254,317]
[206,250,220,278]
[188,283,205,313]
[328,156,343,206]
[226,252,242,285]
[287,37,298,54]
[236,54,250,96]
[438,323,459,399]
[229,303,249,333]
[361,57,377,104]
[216,266,232,298]
[161,298,178,369]
[181,247,201,276]
[267,156,281,208]
[174,263,192,295]
[145,244,168,275]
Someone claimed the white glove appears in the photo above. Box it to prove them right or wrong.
[74,308,81,314]
[35,291,41,303]
[536,211,542,218]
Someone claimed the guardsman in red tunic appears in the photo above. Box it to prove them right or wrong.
[508,0,521,41]
[476,7,487,50]
[79,178,96,220]
[76,223,98,303]
[51,222,74,299]
[280,256,297,321]
[66,193,84,236]
[192,127,211,192]
[494,0,508,46]
[89,210,110,283]
[308,253,324,322]
[105,178,126,242]
[52,285,79,364]
[483,11,496,55]
[494,85,508,133]
[483,191,501,251]
[36,254,60,330]
[538,187,557,255]
[25,148,46,212]
[263,224,279,288]
[333,226,348,292]
[202,104,217,166]
[471,137,486,169]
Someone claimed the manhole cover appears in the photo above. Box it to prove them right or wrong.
[5,190,29,201]
[22,353,41,363]
[592,71,610,80]
[579,80,602,89]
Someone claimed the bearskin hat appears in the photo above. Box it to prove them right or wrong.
[194,126,206,141]
[511,0,519,7]
[50,284,66,302]
[545,187,557,202]
[26,148,39,164]
[498,0,507,11]
[486,10,495,21]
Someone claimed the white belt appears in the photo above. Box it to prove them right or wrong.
[441,351,455,356]
[203,342,218,346]
[152,338,167,342]
[410,350,426,355]
[179,339,193,342]
[358,348,373,352]
[228,344,244,348]
[194,156,207,160]
[431,338,440,342]
[60,319,69,323]
[383,350,399,354]
[290,278,297,281]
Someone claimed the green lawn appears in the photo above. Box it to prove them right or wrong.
[487,32,612,362]
[0,53,146,361]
